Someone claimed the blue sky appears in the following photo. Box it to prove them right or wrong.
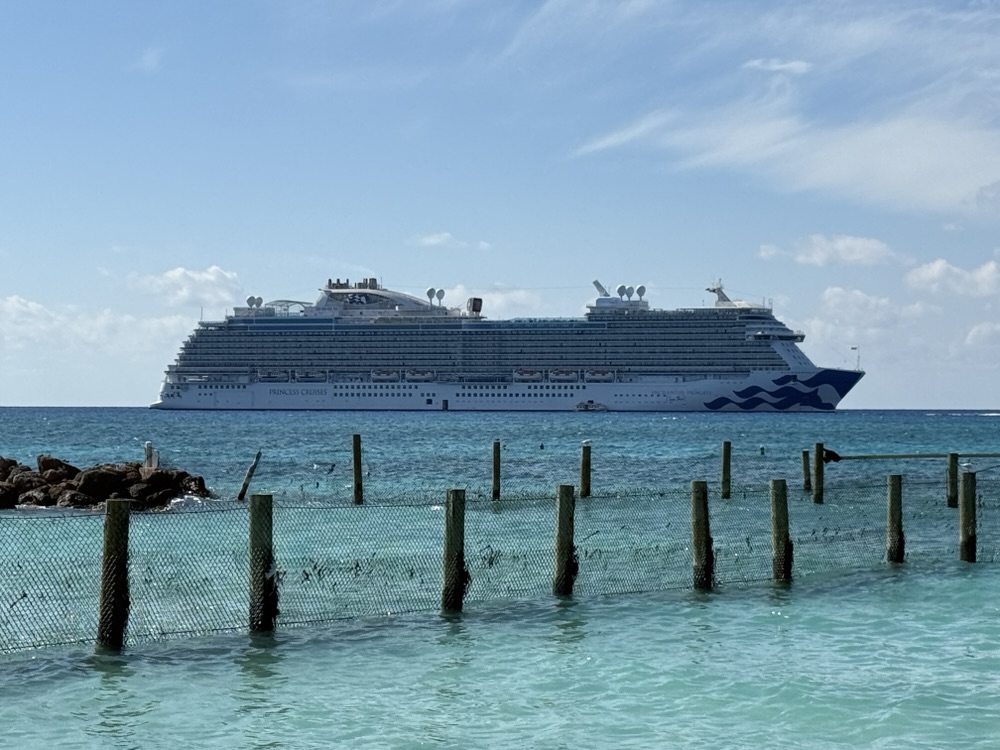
[2,0,999,408]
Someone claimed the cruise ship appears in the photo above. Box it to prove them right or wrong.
[151,277,863,412]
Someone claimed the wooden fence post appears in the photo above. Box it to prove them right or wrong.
[946,452,959,508]
[579,442,592,499]
[959,472,976,563]
[237,449,262,501]
[812,442,824,504]
[691,480,713,590]
[97,498,131,651]
[720,441,732,500]
[553,484,577,596]
[886,474,905,564]
[352,433,363,505]
[249,493,278,632]
[492,440,501,500]
[801,450,812,492]
[442,489,467,612]
[770,479,792,582]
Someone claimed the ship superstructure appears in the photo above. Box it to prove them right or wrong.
[151,277,863,411]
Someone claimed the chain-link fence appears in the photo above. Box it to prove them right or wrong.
[2,443,998,653]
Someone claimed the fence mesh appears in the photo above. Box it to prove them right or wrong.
[2,446,999,653]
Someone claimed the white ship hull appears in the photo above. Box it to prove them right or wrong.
[152,368,862,412]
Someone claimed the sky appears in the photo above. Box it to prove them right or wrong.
[2,0,999,409]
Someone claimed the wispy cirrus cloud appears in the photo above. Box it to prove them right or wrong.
[127,266,243,308]
[743,58,812,75]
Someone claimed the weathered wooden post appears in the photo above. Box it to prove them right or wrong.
[946,452,959,508]
[442,489,467,612]
[579,441,592,499]
[553,484,577,596]
[691,480,713,590]
[959,471,977,563]
[237,449,262,501]
[249,493,278,632]
[801,449,812,492]
[886,474,905,564]
[143,440,154,468]
[770,479,792,582]
[97,498,131,651]
[491,439,501,500]
[720,440,732,500]
[812,442,824,504]
[352,433,363,505]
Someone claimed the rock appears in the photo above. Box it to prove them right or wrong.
[0,456,18,482]
[19,487,56,507]
[56,490,99,508]
[0,482,18,509]
[76,466,129,500]
[11,471,48,493]
[36,455,81,479]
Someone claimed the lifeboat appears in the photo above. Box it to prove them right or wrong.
[548,369,579,382]
[371,369,401,382]
[513,369,544,382]
[584,369,615,383]
[404,369,436,382]
[259,369,290,383]
[295,370,328,383]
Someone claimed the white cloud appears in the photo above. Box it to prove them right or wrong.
[905,259,1000,297]
[127,266,243,308]
[132,47,162,73]
[760,234,897,265]
[743,58,812,75]
[966,321,1000,347]
[413,231,491,250]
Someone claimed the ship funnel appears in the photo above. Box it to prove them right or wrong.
[592,280,610,297]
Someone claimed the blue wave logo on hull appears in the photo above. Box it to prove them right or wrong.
[705,370,863,411]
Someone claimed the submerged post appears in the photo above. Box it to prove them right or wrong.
[580,442,592,499]
[946,452,959,508]
[959,472,977,563]
[249,493,278,632]
[801,450,812,492]
[97,498,131,651]
[442,489,467,612]
[691,480,713,591]
[812,442,824,504]
[770,479,793,582]
[352,433,363,505]
[553,484,577,596]
[886,474,905,564]
[237,449,262,502]
[491,439,501,500]
[720,441,732,500]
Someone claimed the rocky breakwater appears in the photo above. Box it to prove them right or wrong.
[0,454,210,510]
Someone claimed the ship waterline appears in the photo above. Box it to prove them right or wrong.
[151,277,863,412]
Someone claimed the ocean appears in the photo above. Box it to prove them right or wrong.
[1,407,999,748]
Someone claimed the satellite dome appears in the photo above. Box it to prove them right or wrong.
[636,285,646,299]
[426,288,436,301]
[616,284,627,298]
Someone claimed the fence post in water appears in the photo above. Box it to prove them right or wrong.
[580,442,592,499]
[553,484,577,596]
[352,433,363,505]
[97,498,131,651]
[249,493,278,632]
[886,474,905,564]
[691,480,713,591]
[770,479,793,582]
[442,489,467,612]
[143,441,154,468]
[237,449,262,502]
[946,452,959,508]
[720,441,732,500]
[812,442,824,504]
[959,472,977,563]
[491,440,501,500]
[801,450,812,492]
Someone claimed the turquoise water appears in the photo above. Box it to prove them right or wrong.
[2,408,1000,747]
